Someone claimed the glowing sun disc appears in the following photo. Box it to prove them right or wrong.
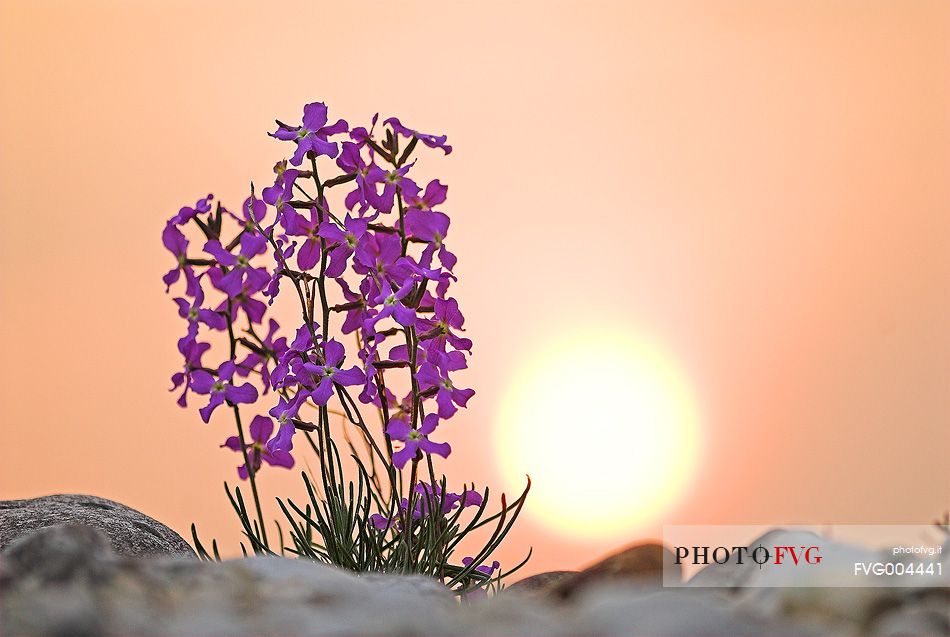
[495,327,701,540]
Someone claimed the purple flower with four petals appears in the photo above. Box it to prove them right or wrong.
[270,102,348,165]
[297,339,365,405]
[190,361,259,423]
[222,415,295,480]
[170,336,212,407]
[318,215,368,278]
[387,413,451,469]
[416,350,475,419]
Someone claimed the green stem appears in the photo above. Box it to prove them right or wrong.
[309,155,338,489]
[225,298,268,548]
[232,404,269,548]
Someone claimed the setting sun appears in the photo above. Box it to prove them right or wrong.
[496,327,701,541]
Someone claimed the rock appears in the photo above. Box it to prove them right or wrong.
[0,524,461,637]
[0,494,194,558]
[0,525,777,637]
[0,524,121,637]
[689,529,950,635]
[452,593,568,636]
[571,586,815,636]
[0,523,116,584]
[506,570,577,595]
[551,542,681,598]
[2,525,944,636]
[686,529,880,592]
[868,589,950,636]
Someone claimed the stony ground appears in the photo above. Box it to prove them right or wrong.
[1,495,946,636]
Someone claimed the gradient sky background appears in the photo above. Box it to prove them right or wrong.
[1,1,947,576]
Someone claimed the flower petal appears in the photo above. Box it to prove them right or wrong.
[249,415,273,443]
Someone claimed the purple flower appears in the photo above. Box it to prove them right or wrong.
[369,511,397,531]
[235,318,287,391]
[268,393,302,427]
[271,325,320,389]
[355,337,395,406]
[233,194,267,231]
[318,215,368,278]
[387,413,451,469]
[337,279,369,335]
[403,179,447,213]
[369,280,416,328]
[402,257,448,284]
[203,233,270,294]
[174,282,226,339]
[416,297,471,352]
[161,222,199,296]
[370,162,417,214]
[190,361,259,423]
[171,194,214,225]
[222,415,295,480]
[281,207,322,271]
[353,232,411,286]
[410,483,481,518]
[462,557,500,577]
[271,102,348,165]
[443,489,484,514]
[415,350,474,419]
[208,265,269,325]
[405,208,455,270]
[290,324,320,352]
[262,169,299,216]
[170,336,211,407]
[406,482,445,518]
[298,339,365,405]
[263,237,295,303]
[368,482,480,532]
[349,113,378,148]
[384,117,452,155]
[336,142,383,212]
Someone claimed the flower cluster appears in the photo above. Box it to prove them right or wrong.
[164,102,520,588]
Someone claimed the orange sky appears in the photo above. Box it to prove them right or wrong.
[1,1,948,576]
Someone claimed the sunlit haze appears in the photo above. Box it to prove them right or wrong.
[497,326,700,541]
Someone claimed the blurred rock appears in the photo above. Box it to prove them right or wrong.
[0,525,458,636]
[1,525,945,636]
[689,529,950,635]
[868,589,950,636]
[0,523,115,583]
[687,529,879,592]
[506,570,577,595]
[571,586,814,636]
[552,541,681,598]
[0,494,195,558]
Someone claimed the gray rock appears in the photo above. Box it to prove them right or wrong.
[0,494,194,558]
[506,543,681,602]
[687,529,950,635]
[2,524,945,636]
[553,542,680,598]
[0,524,120,637]
[0,523,116,584]
[0,524,460,636]
[868,590,950,636]
[571,585,816,636]
[506,570,577,595]
[451,594,569,636]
